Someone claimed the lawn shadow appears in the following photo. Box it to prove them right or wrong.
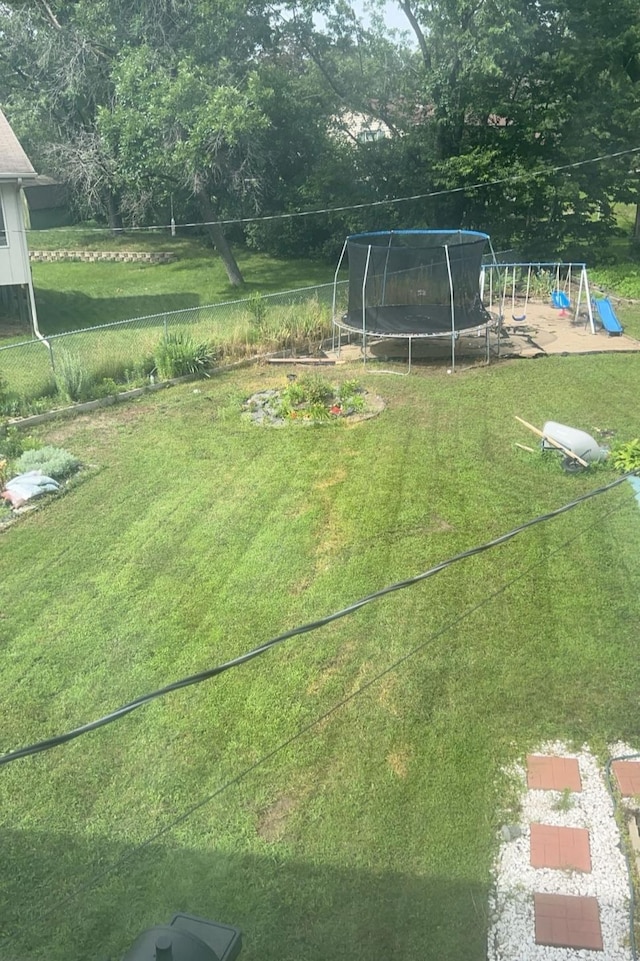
[33,289,203,336]
[0,826,488,961]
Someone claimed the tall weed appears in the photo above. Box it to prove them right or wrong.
[54,348,92,402]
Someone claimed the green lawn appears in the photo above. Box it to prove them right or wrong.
[28,230,333,336]
[1,356,639,961]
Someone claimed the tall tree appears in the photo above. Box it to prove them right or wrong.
[0,0,277,284]
[392,0,640,254]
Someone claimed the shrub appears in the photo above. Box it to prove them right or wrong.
[15,445,80,479]
[611,438,640,473]
[92,378,121,398]
[296,372,334,406]
[247,292,267,327]
[0,425,26,459]
[54,348,93,402]
[338,379,362,404]
[154,332,216,379]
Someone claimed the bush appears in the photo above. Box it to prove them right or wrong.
[92,378,121,398]
[15,445,80,479]
[611,438,640,473]
[154,332,216,379]
[247,292,267,327]
[0,425,26,459]
[54,348,93,403]
[296,372,334,406]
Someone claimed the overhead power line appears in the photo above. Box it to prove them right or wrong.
[21,144,640,236]
[0,471,635,768]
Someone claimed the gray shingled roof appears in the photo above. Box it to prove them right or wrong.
[0,108,37,178]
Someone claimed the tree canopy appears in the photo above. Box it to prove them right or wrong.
[1,0,639,272]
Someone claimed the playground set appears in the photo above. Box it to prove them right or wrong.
[331,230,633,370]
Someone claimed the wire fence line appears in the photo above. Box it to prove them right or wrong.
[0,281,348,406]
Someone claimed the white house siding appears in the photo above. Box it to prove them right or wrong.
[0,182,32,286]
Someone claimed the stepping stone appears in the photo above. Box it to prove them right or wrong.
[530,823,591,872]
[527,754,582,792]
[612,759,640,797]
[534,893,603,951]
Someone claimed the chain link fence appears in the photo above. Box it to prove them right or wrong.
[0,281,348,407]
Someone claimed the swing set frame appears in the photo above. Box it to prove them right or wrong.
[480,261,596,333]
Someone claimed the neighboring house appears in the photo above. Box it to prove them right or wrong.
[23,175,72,230]
[0,108,40,335]
[331,110,395,145]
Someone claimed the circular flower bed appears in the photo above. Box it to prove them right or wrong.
[243,374,384,427]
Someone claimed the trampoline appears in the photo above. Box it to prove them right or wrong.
[332,229,494,371]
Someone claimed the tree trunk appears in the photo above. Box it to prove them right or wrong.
[106,191,123,231]
[196,188,244,287]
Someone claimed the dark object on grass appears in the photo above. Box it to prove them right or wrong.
[122,913,242,961]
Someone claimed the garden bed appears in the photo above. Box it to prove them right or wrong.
[243,373,385,427]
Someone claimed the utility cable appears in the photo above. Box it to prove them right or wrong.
[19,145,640,235]
[0,470,636,768]
[0,493,631,955]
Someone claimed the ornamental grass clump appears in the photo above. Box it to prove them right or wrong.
[154,331,216,379]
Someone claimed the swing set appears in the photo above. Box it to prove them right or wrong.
[481,261,596,333]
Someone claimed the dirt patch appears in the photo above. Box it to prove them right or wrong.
[307,641,356,695]
[329,300,640,368]
[343,392,386,425]
[257,795,298,842]
[387,749,410,779]
[377,676,400,716]
[314,467,348,490]
[425,515,454,533]
[0,321,31,339]
[43,404,154,446]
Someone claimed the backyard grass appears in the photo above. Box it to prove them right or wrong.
[25,229,334,336]
[1,355,639,961]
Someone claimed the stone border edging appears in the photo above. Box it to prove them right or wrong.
[29,250,176,264]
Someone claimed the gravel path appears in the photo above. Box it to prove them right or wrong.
[488,742,635,961]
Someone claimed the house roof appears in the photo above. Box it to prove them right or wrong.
[0,108,37,180]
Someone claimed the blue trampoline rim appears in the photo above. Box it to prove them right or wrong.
[347,228,491,242]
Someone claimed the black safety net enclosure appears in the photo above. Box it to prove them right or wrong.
[344,229,492,335]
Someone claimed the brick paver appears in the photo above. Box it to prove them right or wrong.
[534,893,603,951]
[530,823,591,872]
[612,759,640,797]
[527,754,582,792]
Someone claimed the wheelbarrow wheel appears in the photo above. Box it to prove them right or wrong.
[562,455,586,473]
